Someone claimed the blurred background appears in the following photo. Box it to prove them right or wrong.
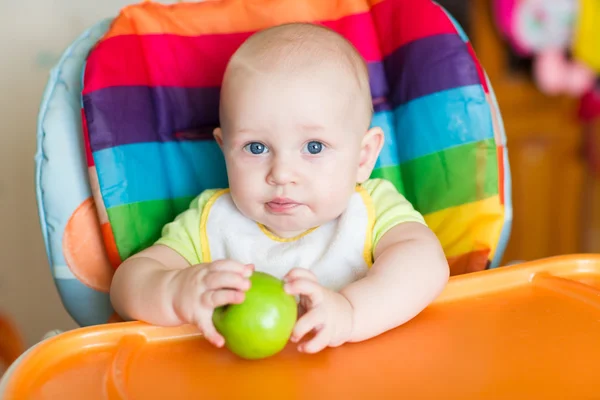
[0,0,598,354]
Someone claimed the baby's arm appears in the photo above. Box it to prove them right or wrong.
[110,189,254,346]
[284,221,448,353]
[110,245,191,326]
[340,221,449,342]
[110,245,253,346]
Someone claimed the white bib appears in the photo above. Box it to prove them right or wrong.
[199,188,375,291]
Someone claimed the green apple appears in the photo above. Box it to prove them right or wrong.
[212,271,298,360]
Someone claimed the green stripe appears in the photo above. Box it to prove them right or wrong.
[372,139,499,215]
[107,196,195,260]
[107,139,499,258]
[369,166,405,196]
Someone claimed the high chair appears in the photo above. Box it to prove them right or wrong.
[14,0,600,398]
[33,0,512,330]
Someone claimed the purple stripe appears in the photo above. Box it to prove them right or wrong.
[383,33,480,106]
[368,61,387,100]
[84,34,479,151]
[83,86,220,152]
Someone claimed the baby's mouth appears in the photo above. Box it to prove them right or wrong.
[266,198,301,213]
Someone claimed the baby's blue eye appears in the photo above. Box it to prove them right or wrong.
[244,142,269,155]
[304,141,324,155]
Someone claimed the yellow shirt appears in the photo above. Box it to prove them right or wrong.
[156,178,426,268]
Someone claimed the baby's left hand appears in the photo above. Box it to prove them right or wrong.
[283,268,354,353]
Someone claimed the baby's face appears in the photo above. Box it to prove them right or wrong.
[216,68,374,238]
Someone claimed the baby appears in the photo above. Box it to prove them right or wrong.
[110,23,449,354]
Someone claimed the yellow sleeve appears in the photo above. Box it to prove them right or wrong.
[361,178,427,250]
[154,189,220,265]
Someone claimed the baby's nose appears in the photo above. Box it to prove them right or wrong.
[267,156,296,185]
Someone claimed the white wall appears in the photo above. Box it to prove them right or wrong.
[0,0,176,346]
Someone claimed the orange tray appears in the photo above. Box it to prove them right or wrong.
[4,255,600,399]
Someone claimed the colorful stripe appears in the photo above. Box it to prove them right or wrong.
[105,193,504,268]
[83,44,484,153]
[440,5,470,43]
[374,85,494,168]
[83,62,388,149]
[83,7,468,98]
[100,222,121,267]
[384,34,481,107]
[79,0,508,275]
[370,0,457,55]
[467,43,489,94]
[91,135,497,212]
[84,12,382,94]
[93,141,228,209]
[85,82,489,157]
[81,109,94,167]
[107,196,197,260]
[372,138,499,215]
[92,135,497,215]
[447,248,492,276]
[370,165,405,195]
[83,86,220,152]
[425,195,504,259]
[102,0,378,40]
[394,84,493,162]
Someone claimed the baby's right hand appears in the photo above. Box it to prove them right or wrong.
[170,260,254,347]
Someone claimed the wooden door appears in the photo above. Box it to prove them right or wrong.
[582,121,600,253]
[469,0,587,264]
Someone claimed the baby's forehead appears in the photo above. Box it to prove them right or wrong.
[228,24,367,85]
[221,23,373,130]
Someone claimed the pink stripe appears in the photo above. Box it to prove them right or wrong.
[81,109,94,167]
[467,42,489,93]
[83,11,381,94]
[371,0,457,55]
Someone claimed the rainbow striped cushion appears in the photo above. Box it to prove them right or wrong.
[81,0,510,280]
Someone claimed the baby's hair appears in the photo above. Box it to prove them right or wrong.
[220,22,374,130]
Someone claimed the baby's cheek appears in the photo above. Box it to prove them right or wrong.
[229,161,263,186]
[314,181,354,217]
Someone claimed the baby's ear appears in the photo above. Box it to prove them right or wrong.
[356,126,384,183]
[213,127,224,148]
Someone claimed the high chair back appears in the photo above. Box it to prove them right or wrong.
[36,0,511,327]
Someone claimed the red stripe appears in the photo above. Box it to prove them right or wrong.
[370,0,457,56]
[467,42,489,93]
[81,109,94,167]
[101,223,122,269]
[497,146,505,205]
[84,0,463,93]
[83,11,382,94]
[447,248,491,276]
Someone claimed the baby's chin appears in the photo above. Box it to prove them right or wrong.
[259,218,317,238]
[236,201,329,237]
[255,213,323,239]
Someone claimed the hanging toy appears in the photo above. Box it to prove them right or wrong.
[572,0,600,75]
[574,0,600,123]
[493,0,596,97]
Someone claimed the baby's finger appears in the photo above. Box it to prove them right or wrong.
[201,289,245,309]
[297,303,308,318]
[284,267,317,282]
[300,325,331,354]
[199,318,224,348]
[210,260,254,277]
[284,278,324,304]
[292,308,323,343]
[204,271,251,291]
